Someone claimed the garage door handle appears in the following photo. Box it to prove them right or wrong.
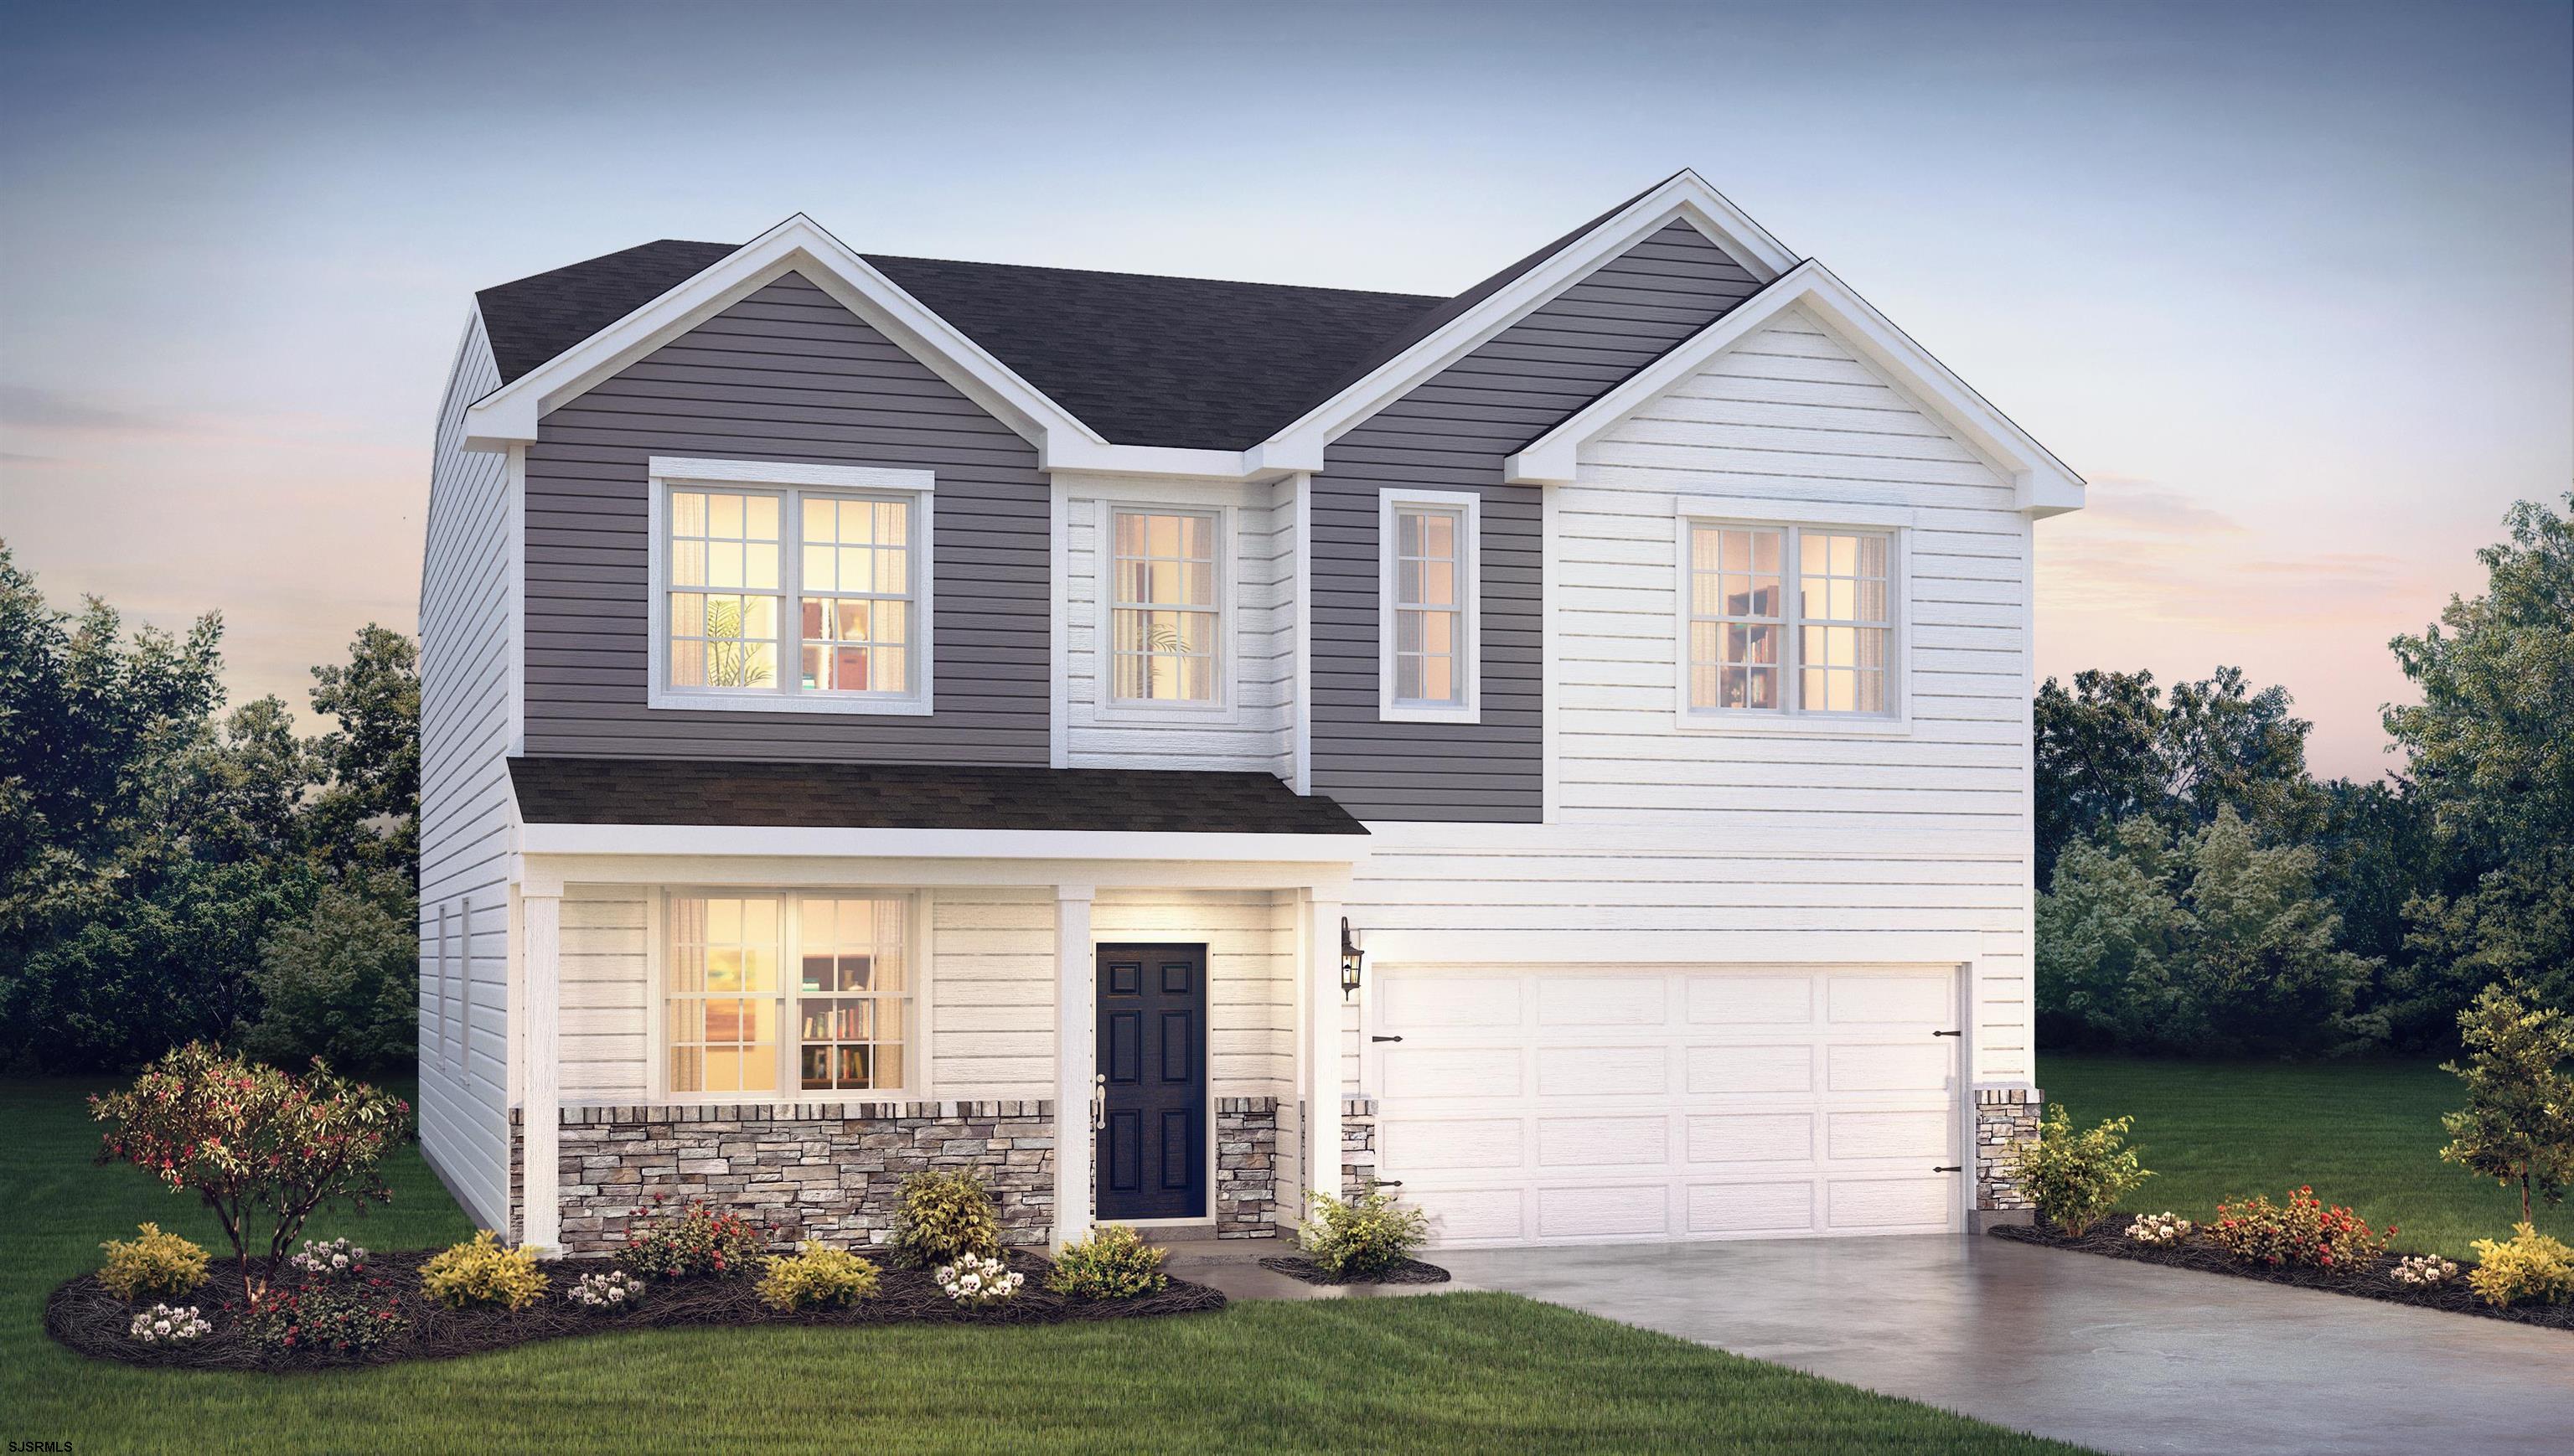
[1370,1035,1403,1043]
[1934,1165,1962,1173]
[1932,1030,1961,1037]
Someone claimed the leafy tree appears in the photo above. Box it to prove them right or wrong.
[2162,665,2318,838]
[2439,981,2574,1224]
[303,625,418,882]
[2034,669,2167,886]
[244,876,418,1075]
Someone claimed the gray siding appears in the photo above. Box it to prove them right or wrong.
[521,271,1051,763]
[1309,220,1763,820]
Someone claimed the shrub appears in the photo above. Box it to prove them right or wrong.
[419,1231,549,1310]
[1045,1223,1170,1299]
[99,1223,209,1299]
[2465,1223,2574,1309]
[2439,982,2574,1225]
[757,1242,880,1311]
[565,1268,646,1310]
[248,1278,408,1358]
[2390,1254,2460,1288]
[90,1041,406,1307]
[2008,1107,2153,1237]
[287,1237,370,1279]
[627,1198,763,1278]
[128,1303,212,1344]
[892,1169,1000,1268]
[1299,1183,1429,1279]
[2206,1186,2395,1268]
[933,1252,1024,1306]
[2122,1211,2192,1247]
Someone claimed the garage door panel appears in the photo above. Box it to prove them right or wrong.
[1537,1185,1668,1240]
[1827,1176,1953,1231]
[1686,975,1813,1025]
[1824,1040,1951,1092]
[1380,974,1521,1030]
[1538,975,1666,1025]
[1688,1180,1815,1236]
[1685,1043,1812,1095]
[1538,1114,1668,1167]
[1827,973,1953,1025]
[1537,1044,1667,1097]
[1422,1187,1528,1244]
[1826,1109,1951,1161]
[1383,1046,1522,1098]
[1382,1117,1524,1171]
[1688,1112,1813,1163]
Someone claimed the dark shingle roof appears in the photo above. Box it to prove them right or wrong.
[509,757,1368,836]
[472,198,1657,451]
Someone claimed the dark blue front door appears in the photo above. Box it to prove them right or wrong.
[1096,943,1206,1221]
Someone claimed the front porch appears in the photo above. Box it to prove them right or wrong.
[504,844,1372,1257]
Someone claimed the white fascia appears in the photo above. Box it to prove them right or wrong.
[1504,259,2086,518]
[515,824,1373,864]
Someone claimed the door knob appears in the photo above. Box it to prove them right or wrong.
[1089,1072,1106,1131]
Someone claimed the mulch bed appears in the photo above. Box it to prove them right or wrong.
[48,1247,1227,1372]
[1257,1255,1451,1286]
[1990,1223,2573,1332]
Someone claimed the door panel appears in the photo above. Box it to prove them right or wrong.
[1096,943,1206,1220]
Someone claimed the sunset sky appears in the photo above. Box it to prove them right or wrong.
[3,0,2566,779]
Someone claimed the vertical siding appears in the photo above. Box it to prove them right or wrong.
[1309,220,1762,821]
[1060,478,1295,772]
[520,271,1050,763]
[416,312,517,1231]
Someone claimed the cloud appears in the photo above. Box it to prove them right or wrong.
[2039,478,2440,627]
[0,384,175,434]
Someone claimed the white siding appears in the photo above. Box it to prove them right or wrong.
[1060,478,1296,773]
[1346,303,2039,1086]
[416,310,517,1231]
[1093,888,1297,1097]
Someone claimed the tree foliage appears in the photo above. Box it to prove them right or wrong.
[2439,981,2574,1225]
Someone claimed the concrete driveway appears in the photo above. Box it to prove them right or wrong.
[1438,1235,2574,1456]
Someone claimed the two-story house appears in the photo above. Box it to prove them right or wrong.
[417,170,2083,1257]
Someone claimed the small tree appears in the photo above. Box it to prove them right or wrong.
[2440,982,2574,1223]
[90,1041,409,1307]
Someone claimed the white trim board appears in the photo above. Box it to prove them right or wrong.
[1503,260,2086,519]
[517,824,1374,864]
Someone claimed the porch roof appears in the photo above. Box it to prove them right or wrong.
[509,756,1368,838]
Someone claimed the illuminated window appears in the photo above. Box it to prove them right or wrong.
[665,894,911,1097]
[1109,509,1220,703]
[1378,491,1481,720]
[1687,523,1893,716]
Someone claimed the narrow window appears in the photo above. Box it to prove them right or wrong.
[1688,525,1786,710]
[797,496,911,694]
[667,489,783,691]
[1392,505,1465,707]
[1686,523,1896,717]
[1109,509,1220,703]
[1798,531,1892,714]
[666,894,912,1097]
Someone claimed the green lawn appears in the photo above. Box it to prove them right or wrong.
[4,1077,2081,1455]
[2039,1054,2561,1260]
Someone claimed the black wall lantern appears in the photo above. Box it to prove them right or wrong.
[1339,917,1364,1000]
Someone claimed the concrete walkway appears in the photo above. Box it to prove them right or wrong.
[1438,1235,2574,1456]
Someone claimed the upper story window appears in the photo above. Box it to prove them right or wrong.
[1109,509,1220,705]
[1685,521,1894,719]
[664,892,912,1098]
[1378,490,1481,722]
[648,458,933,715]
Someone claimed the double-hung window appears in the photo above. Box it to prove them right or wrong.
[1684,521,1896,720]
[1378,490,1481,721]
[1108,508,1221,705]
[664,892,913,1097]
[649,458,933,715]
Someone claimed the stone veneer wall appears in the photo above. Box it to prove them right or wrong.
[1972,1085,2044,1218]
[1213,1097,1280,1238]
[1341,1095,1378,1199]
[512,1101,1055,1257]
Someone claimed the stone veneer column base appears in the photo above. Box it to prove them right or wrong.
[1340,1096,1378,1200]
[1972,1084,2044,1228]
[511,1100,1056,1257]
[1213,1097,1282,1238]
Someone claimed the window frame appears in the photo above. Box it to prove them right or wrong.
[649,888,930,1105]
[1672,509,1911,735]
[1095,501,1233,719]
[1377,488,1482,723]
[645,457,936,716]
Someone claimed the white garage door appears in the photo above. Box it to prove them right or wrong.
[1370,965,1964,1247]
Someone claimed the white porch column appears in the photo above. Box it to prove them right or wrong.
[1302,890,1344,1212]
[1052,885,1097,1249]
[520,885,562,1252]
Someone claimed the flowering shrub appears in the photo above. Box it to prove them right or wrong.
[1300,1182,1429,1278]
[2123,1211,2193,1247]
[128,1303,212,1345]
[566,1269,647,1310]
[2465,1223,2574,1309]
[90,1042,407,1307]
[99,1223,209,1299]
[1045,1223,1169,1299]
[2008,1108,2153,1237]
[892,1169,1001,1268]
[933,1252,1024,1306]
[419,1231,549,1310]
[248,1278,408,1357]
[2207,1187,2395,1268]
[2390,1253,2460,1288]
[756,1242,879,1310]
[627,1198,763,1279]
[288,1237,370,1279]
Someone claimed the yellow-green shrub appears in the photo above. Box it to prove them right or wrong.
[420,1231,549,1310]
[99,1223,209,1299]
[2466,1223,2574,1309]
[1299,1183,1429,1278]
[892,1169,1000,1268]
[757,1242,880,1310]
[1045,1223,1168,1299]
